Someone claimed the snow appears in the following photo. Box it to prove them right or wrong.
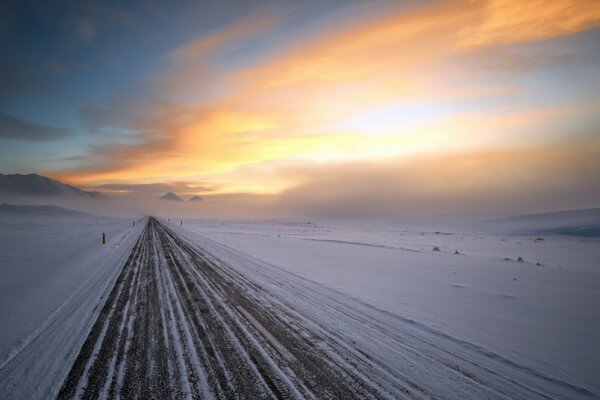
[168,217,600,396]
[1,208,598,398]
[0,206,143,398]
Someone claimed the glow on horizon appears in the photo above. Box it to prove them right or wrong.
[3,0,599,210]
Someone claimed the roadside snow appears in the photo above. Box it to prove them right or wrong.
[170,218,600,396]
[0,206,141,379]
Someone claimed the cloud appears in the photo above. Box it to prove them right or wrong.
[462,47,575,74]
[54,129,177,182]
[457,0,600,48]
[55,11,280,184]
[0,112,72,141]
[51,0,600,207]
[94,181,215,195]
[77,139,600,219]
[172,13,277,62]
[274,142,600,217]
[158,11,278,102]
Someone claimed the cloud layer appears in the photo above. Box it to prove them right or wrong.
[2,0,599,216]
[0,113,71,141]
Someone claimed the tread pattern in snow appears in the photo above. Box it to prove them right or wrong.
[56,217,596,400]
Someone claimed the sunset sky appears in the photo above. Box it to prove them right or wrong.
[1,0,599,216]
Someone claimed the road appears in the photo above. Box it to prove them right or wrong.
[55,217,591,399]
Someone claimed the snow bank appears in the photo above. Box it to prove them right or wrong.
[0,206,139,364]
[170,218,600,396]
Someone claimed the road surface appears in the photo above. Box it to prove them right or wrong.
[54,217,591,399]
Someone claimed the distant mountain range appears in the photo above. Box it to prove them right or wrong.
[160,192,183,201]
[0,173,106,200]
[160,192,204,202]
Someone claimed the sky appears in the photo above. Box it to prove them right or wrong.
[1,0,599,217]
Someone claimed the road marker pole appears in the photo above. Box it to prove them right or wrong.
[102,232,106,245]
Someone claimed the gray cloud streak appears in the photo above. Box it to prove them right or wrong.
[95,181,216,195]
[0,112,72,141]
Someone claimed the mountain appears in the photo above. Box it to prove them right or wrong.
[188,195,204,202]
[0,173,106,200]
[160,192,183,201]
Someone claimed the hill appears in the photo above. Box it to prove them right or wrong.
[0,173,106,200]
[160,192,183,201]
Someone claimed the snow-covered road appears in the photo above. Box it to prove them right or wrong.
[0,211,143,400]
[1,214,597,399]
[53,218,596,399]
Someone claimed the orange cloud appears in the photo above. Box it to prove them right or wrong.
[51,0,600,200]
[173,13,277,62]
[273,139,600,216]
[457,0,600,47]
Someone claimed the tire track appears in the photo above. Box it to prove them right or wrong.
[176,226,598,400]
[58,218,389,399]
[59,217,590,400]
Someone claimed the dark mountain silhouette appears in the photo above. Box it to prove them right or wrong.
[0,173,106,200]
[160,192,183,201]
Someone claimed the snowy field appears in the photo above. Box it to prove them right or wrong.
[1,206,599,398]
[0,205,143,397]
[166,216,600,397]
